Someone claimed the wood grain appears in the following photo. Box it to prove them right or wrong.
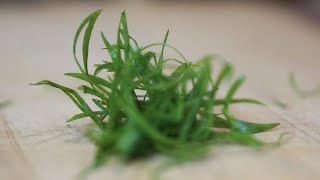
[0,1,319,180]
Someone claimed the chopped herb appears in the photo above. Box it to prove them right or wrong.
[33,10,279,171]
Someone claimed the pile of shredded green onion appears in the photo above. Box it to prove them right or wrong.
[34,10,279,170]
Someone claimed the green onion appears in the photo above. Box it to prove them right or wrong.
[33,10,279,171]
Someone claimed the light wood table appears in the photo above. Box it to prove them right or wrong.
[1,2,320,180]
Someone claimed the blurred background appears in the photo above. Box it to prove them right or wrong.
[0,0,319,101]
[0,0,319,19]
[1,0,320,20]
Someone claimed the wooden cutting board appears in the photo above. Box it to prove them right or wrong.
[1,2,320,180]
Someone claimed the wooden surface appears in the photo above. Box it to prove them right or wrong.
[1,2,320,180]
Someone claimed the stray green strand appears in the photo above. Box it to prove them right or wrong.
[0,100,11,109]
[289,72,320,98]
[272,99,288,109]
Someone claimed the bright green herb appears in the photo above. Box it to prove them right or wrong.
[289,72,320,98]
[33,10,279,169]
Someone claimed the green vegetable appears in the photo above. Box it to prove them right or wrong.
[33,10,279,171]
